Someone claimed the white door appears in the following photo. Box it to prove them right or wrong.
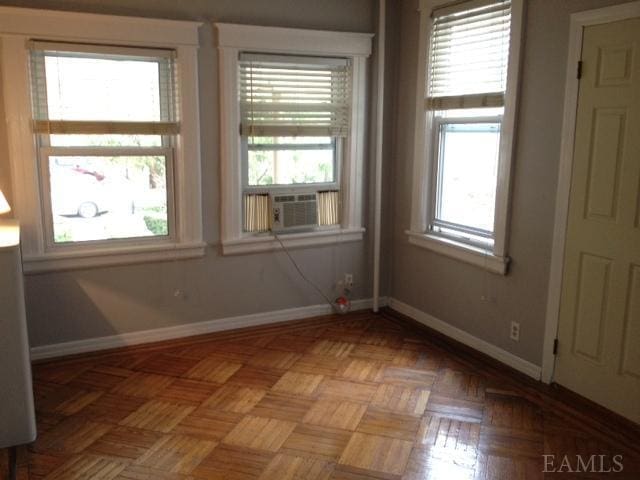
[555,17,640,424]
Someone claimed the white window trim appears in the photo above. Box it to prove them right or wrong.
[406,0,524,275]
[216,23,372,255]
[0,7,205,273]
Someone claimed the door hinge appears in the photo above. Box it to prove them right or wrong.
[553,338,559,355]
[577,61,583,80]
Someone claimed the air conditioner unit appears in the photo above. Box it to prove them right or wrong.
[271,192,318,232]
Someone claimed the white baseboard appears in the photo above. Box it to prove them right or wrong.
[388,298,542,380]
[30,297,388,362]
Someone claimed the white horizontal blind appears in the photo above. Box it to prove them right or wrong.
[30,41,179,135]
[240,53,351,137]
[427,0,511,110]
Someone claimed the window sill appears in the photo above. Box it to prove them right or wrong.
[22,241,207,274]
[222,227,365,255]
[406,230,509,275]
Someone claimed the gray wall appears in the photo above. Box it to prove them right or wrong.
[389,0,631,366]
[0,0,378,347]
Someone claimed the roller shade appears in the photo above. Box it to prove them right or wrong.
[240,53,351,137]
[427,0,511,110]
[30,41,179,135]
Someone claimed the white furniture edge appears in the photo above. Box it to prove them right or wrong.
[30,296,388,361]
[389,298,542,380]
[541,1,640,384]
[216,23,372,254]
[222,228,365,255]
[22,242,207,274]
[0,7,203,273]
[406,231,508,275]
[408,0,524,262]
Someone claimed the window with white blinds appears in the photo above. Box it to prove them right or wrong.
[30,42,179,135]
[239,53,351,137]
[427,0,511,111]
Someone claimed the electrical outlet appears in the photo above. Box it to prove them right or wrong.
[510,321,520,342]
[344,273,354,288]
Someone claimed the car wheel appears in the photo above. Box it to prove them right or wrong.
[78,202,99,218]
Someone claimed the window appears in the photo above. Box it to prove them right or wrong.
[408,0,523,274]
[0,9,203,272]
[31,43,176,245]
[239,54,348,233]
[217,23,371,254]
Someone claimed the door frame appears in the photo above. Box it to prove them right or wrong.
[542,1,640,384]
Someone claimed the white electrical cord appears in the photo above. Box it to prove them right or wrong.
[272,231,337,312]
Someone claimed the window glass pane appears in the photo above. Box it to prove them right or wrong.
[49,156,169,243]
[436,122,500,232]
[50,134,162,147]
[248,148,334,186]
[43,55,165,122]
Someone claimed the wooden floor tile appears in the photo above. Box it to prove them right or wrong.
[272,371,324,396]
[426,394,485,423]
[356,409,421,442]
[227,365,284,389]
[44,454,128,480]
[266,334,317,353]
[111,372,175,399]
[222,415,297,452]
[173,409,242,441]
[251,392,316,422]
[433,368,485,401]
[303,398,367,431]
[282,424,353,461]
[120,400,195,433]
[157,378,219,406]
[337,359,385,383]
[370,384,430,416]
[36,418,112,454]
[317,379,377,403]
[350,344,397,362]
[87,426,164,460]
[191,444,274,479]
[259,453,334,480]
[75,393,147,424]
[417,414,481,451]
[403,446,476,480]
[382,366,436,387]
[248,349,301,370]
[68,366,133,391]
[52,389,104,416]
[338,432,413,476]
[185,357,242,384]
[202,385,267,413]
[310,340,355,358]
[135,435,216,474]
[135,353,200,378]
[290,354,343,376]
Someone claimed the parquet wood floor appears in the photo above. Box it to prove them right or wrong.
[2,309,640,479]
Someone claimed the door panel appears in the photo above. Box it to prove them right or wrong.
[555,17,640,424]
[584,108,625,221]
[572,253,611,362]
[620,265,640,378]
